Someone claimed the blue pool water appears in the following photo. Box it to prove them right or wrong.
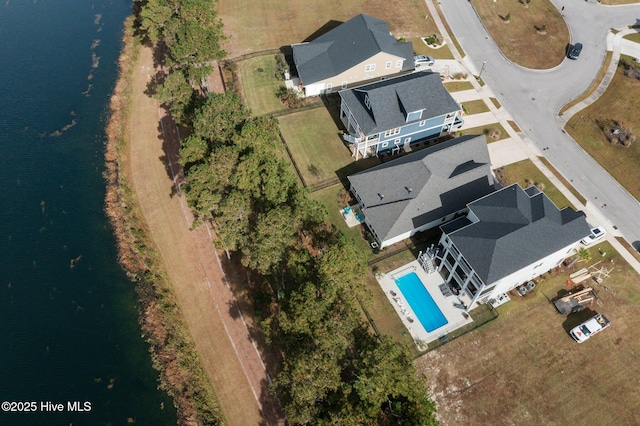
[395,272,448,332]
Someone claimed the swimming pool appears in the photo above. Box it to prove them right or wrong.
[395,272,448,332]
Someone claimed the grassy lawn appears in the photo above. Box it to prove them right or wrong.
[472,0,568,69]
[408,37,455,60]
[490,97,501,109]
[365,270,417,349]
[455,122,510,143]
[219,0,437,56]
[237,55,285,116]
[565,55,640,201]
[462,99,490,115]
[311,184,371,254]
[278,107,353,186]
[500,158,573,209]
[508,119,522,132]
[444,81,474,92]
[417,241,640,425]
[623,33,640,43]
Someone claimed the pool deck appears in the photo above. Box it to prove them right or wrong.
[378,261,473,347]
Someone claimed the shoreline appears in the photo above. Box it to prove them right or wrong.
[104,18,225,425]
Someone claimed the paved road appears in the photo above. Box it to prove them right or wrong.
[436,0,640,248]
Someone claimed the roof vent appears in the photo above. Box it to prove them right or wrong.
[378,193,384,200]
[406,187,413,194]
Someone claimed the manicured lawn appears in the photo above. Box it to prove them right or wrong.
[490,97,501,109]
[623,33,640,43]
[219,0,437,56]
[565,55,640,201]
[408,37,455,60]
[456,122,510,143]
[278,107,353,186]
[462,99,490,115]
[418,241,640,425]
[444,81,474,92]
[310,184,371,254]
[501,159,573,209]
[237,55,286,116]
[472,0,568,68]
[364,270,417,350]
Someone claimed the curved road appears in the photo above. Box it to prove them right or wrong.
[436,0,640,247]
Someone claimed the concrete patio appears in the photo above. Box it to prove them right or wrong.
[377,260,473,347]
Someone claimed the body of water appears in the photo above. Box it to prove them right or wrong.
[0,1,177,424]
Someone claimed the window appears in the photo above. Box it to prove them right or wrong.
[341,81,347,89]
[385,61,391,69]
[396,59,403,68]
[466,282,478,297]
[419,120,426,126]
[365,64,376,72]
[364,95,371,109]
[381,141,389,148]
[384,127,400,137]
[325,83,332,92]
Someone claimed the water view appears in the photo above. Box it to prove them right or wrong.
[0,1,176,424]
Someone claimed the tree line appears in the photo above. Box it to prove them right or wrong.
[134,1,438,424]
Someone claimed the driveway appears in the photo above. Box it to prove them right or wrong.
[434,0,640,247]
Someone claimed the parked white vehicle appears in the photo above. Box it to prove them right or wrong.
[580,226,605,246]
[570,313,610,343]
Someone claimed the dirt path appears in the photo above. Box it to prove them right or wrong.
[127,46,284,425]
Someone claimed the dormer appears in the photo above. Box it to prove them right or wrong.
[364,94,372,110]
[406,109,423,122]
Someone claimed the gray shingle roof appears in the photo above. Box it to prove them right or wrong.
[339,71,461,136]
[292,14,413,85]
[447,184,591,284]
[348,135,494,243]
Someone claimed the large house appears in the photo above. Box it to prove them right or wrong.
[347,135,495,249]
[436,184,591,309]
[339,71,463,160]
[291,14,414,97]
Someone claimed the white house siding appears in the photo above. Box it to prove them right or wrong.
[479,242,578,303]
[437,234,579,308]
[304,83,325,97]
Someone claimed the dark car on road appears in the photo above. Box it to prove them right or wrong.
[567,43,583,60]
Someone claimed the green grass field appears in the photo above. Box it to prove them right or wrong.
[237,55,285,116]
[444,81,474,92]
[566,55,640,202]
[278,107,353,186]
[501,159,573,209]
[456,122,510,143]
[462,99,490,115]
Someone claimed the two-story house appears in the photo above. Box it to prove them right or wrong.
[339,71,463,160]
[291,14,414,97]
[347,134,495,249]
[436,184,591,310]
